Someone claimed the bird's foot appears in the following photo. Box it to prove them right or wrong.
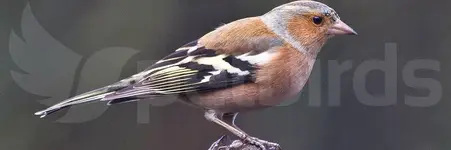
[208,135,281,150]
[244,136,281,150]
[208,135,231,150]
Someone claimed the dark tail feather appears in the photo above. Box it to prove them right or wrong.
[34,77,154,118]
[34,87,114,118]
[36,106,70,117]
[107,97,139,105]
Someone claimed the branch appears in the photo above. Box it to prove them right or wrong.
[208,135,282,150]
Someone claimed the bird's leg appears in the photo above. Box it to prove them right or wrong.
[222,112,243,132]
[204,110,248,140]
[204,110,281,150]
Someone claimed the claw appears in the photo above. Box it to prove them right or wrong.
[208,135,230,150]
[208,135,281,150]
[244,137,266,150]
[244,137,281,150]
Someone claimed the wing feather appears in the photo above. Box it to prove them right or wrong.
[102,41,264,101]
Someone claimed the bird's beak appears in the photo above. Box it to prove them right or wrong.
[327,20,357,35]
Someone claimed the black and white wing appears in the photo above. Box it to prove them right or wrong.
[102,41,259,103]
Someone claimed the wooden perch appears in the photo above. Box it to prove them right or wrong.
[208,135,282,150]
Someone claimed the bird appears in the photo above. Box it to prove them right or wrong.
[34,0,356,149]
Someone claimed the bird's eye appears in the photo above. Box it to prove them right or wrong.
[312,16,323,25]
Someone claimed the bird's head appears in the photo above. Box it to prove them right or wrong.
[262,0,357,54]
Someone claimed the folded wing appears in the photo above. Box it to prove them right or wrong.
[103,41,258,103]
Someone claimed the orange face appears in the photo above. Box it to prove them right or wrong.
[287,11,336,50]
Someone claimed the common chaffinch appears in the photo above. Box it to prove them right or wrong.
[35,0,356,149]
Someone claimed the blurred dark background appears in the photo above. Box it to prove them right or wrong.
[1,0,450,150]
